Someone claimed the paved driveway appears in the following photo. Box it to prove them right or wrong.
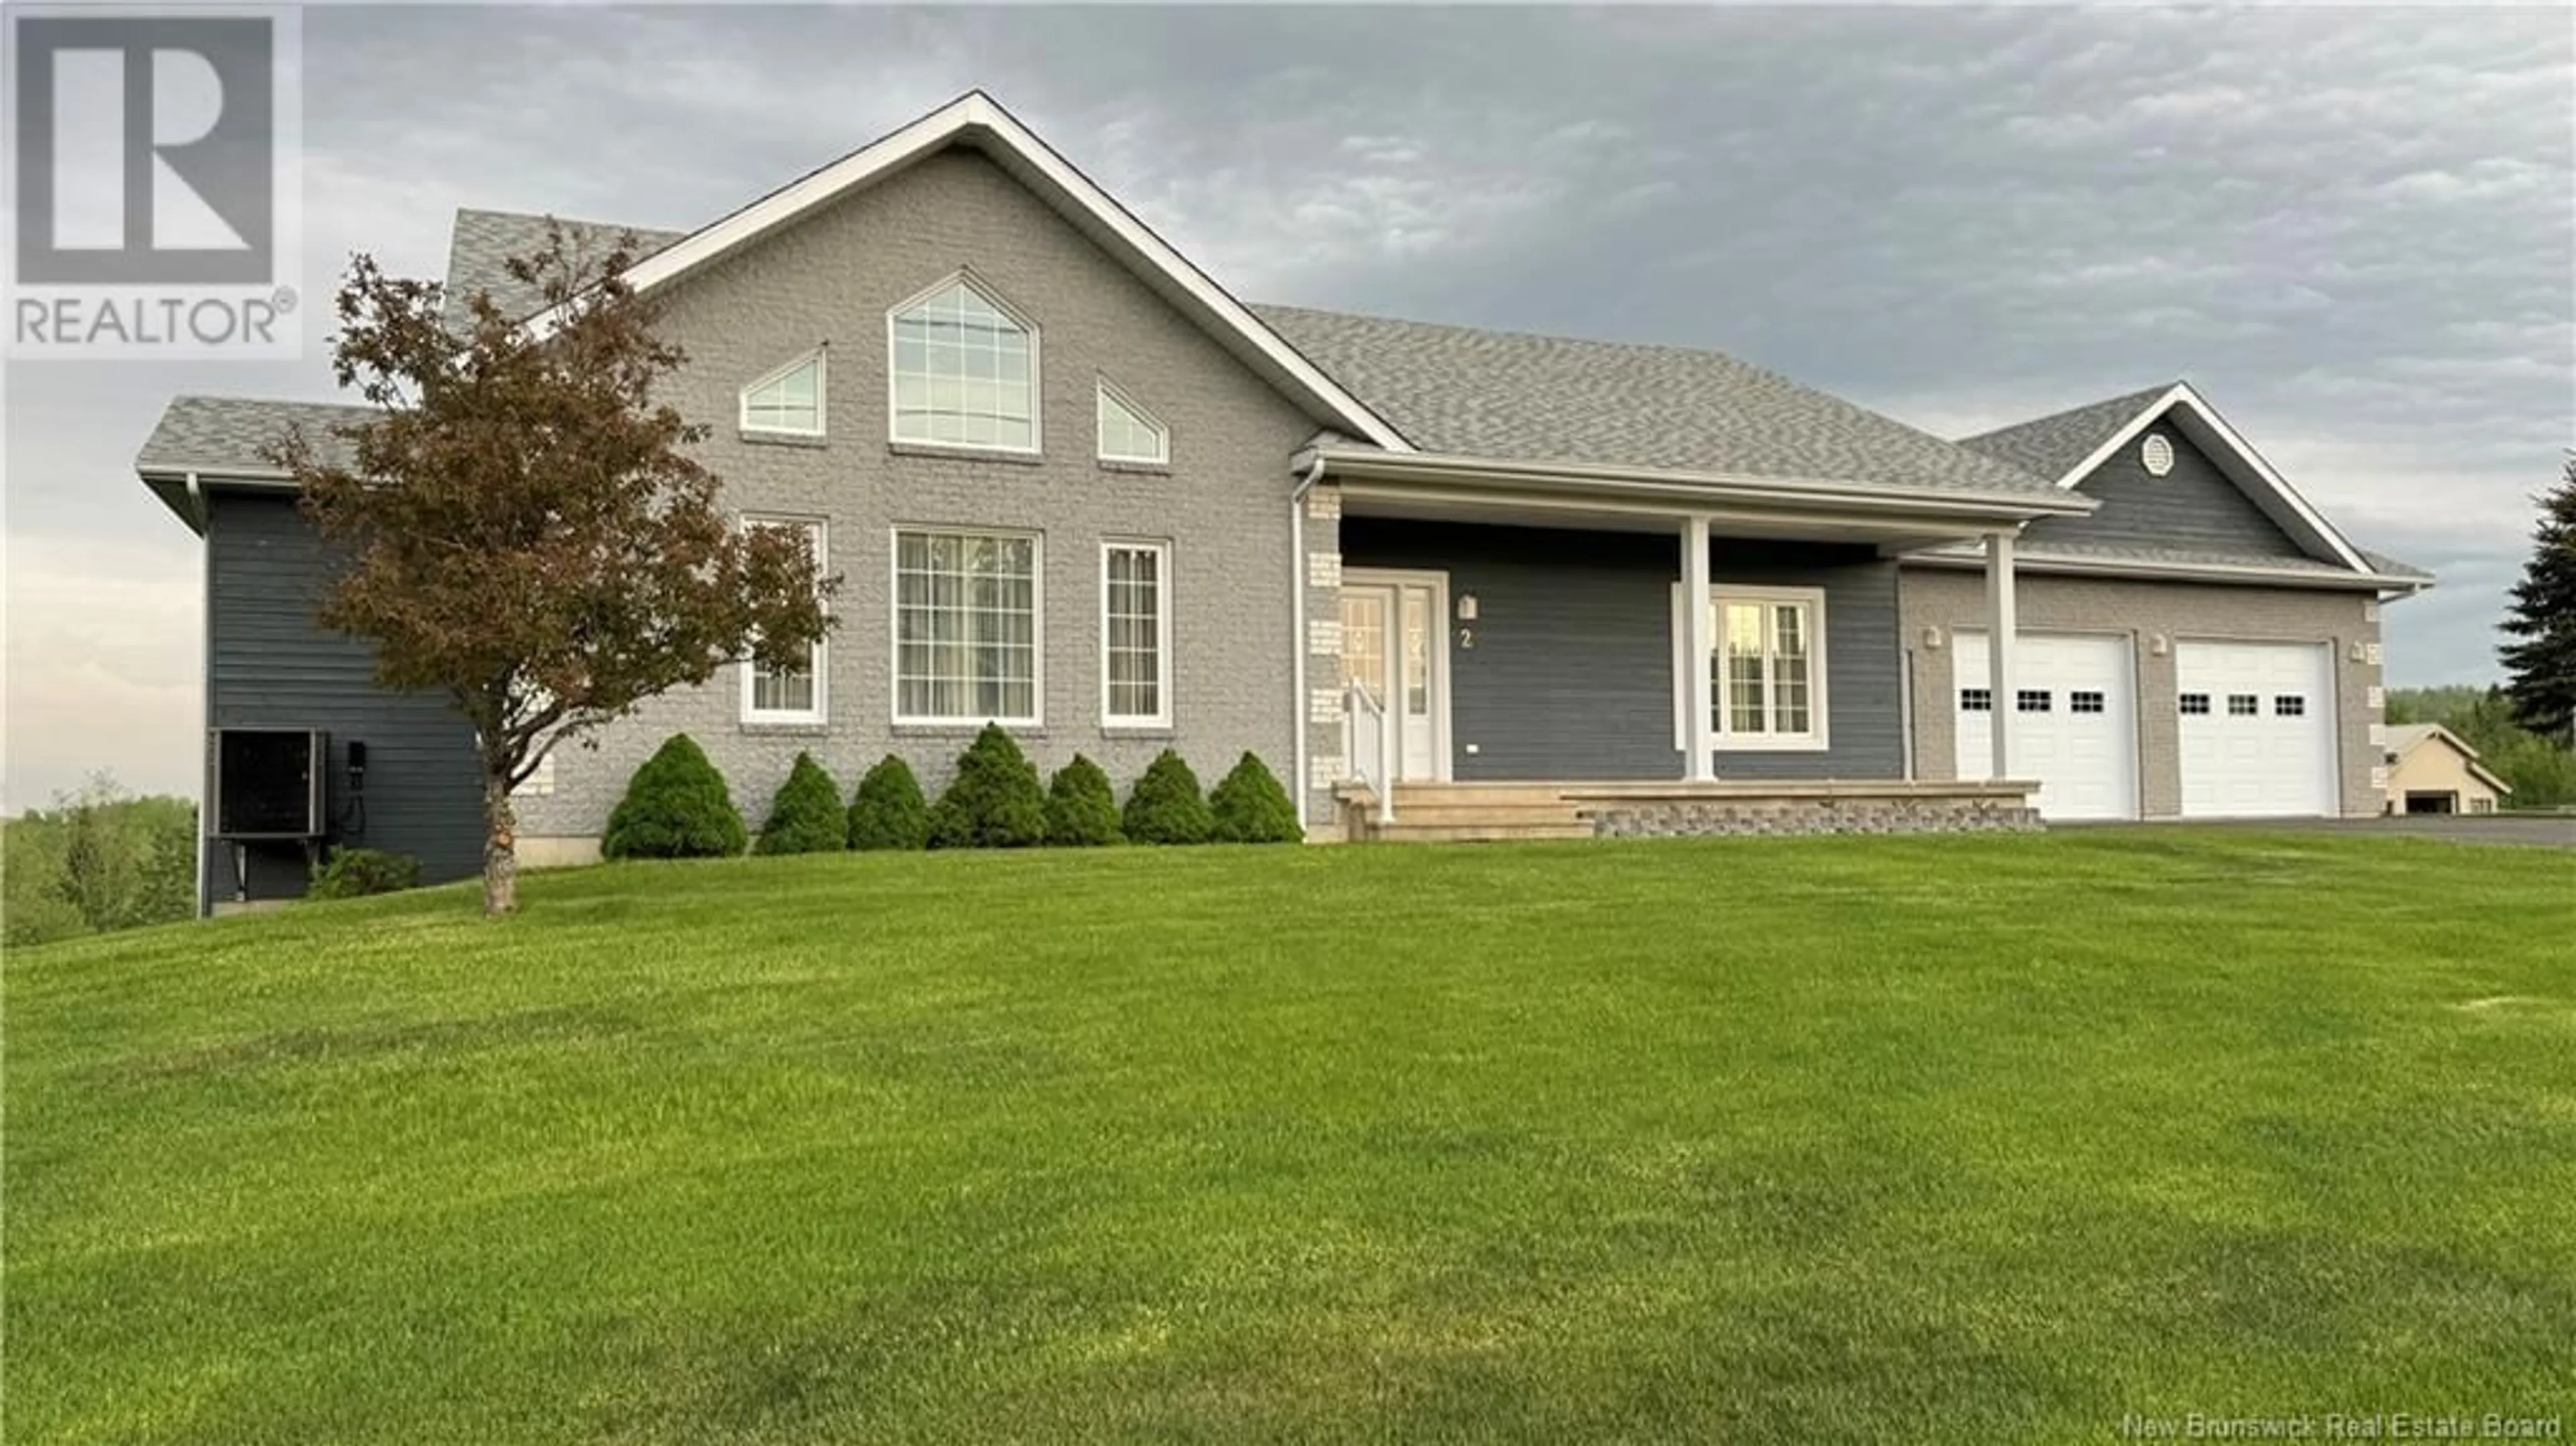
[2089,814,2576,850]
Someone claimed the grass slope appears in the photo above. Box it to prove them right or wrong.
[8,833,2573,1443]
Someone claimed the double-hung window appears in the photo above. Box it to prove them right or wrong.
[1672,584,1829,752]
[741,519,826,724]
[892,529,1040,725]
[1101,542,1171,727]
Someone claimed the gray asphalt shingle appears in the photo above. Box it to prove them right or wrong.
[1955,382,2176,483]
[136,395,373,476]
[1251,304,2061,496]
[441,210,686,331]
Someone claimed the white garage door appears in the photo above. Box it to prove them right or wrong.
[2177,641,2337,818]
[1953,631,2139,820]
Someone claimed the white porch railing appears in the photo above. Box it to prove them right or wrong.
[1344,680,1397,825]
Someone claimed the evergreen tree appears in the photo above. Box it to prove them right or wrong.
[2501,456,2576,743]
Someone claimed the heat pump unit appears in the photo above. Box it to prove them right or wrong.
[211,728,329,838]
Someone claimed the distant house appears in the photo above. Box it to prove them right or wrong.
[2382,724,2510,815]
[133,91,2434,911]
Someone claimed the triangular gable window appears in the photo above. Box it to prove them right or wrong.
[1097,378,1167,465]
[741,353,824,436]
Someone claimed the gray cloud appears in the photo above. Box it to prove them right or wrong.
[7,5,2568,806]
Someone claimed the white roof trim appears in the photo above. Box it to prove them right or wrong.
[520,91,1411,453]
[1316,445,2096,522]
[2045,382,2372,573]
[1905,545,2424,594]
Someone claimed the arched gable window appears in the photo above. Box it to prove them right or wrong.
[888,274,1037,451]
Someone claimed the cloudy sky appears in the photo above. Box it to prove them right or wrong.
[6,5,2570,808]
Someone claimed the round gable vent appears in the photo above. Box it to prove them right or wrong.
[2141,433,2176,477]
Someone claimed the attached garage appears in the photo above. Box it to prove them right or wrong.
[1953,630,2139,820]
[2176,640,2337,818]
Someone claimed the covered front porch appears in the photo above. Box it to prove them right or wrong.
[1295,447,2078,839]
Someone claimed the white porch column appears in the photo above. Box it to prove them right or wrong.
[1682,515,1716,781]
[1984,529,2017,781]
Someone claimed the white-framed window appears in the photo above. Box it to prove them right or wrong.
[1096,378,1168,465]
[892,528,1041,725]
[888,273,1038,453]
[1101,541,1171,727]
[740,351,825,436]
[1671,583,1829,752]
[741,518,827,725]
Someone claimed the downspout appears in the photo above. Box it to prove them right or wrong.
[1289,453,1328,832]
[1899,646,1917,782]
[188,472,211,917]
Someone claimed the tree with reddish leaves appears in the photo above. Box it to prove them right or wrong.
[273,227,836,914]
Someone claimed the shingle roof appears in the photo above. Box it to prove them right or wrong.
[437,213,2063,497]
[1955,382,2177,484]
[442,209,686,329]
[1251,304,2061,496]
[136,395,373,476]
[2357,548,2433,581]
[2383,723,2440,756]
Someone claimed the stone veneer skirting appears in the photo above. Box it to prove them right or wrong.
[1573,781,2042,838]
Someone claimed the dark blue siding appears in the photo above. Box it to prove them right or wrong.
[1339,518,1904,782]
[205,492,484,905]
[2028,421,2308,559]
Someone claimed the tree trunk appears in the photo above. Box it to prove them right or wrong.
[482,769,519,915]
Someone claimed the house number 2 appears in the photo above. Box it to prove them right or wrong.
[1457,626,1475,650]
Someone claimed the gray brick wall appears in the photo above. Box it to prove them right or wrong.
[515,150,1320,842]
[1898,567,2383,818]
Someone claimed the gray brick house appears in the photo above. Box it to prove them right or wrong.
[134,92,2430,909]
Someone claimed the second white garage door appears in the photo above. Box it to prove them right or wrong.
[1953,631,2139,820]
[2177,641,2338,818]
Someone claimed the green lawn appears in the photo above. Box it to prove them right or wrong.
[8,833,2573,1443]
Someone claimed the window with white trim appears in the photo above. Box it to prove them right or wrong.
[892,529,1040,724]
[1672,584,1828,751]
[889,275,1036,451]
[1101,541,1171,726]
[740,351,824,436]
[1096,378,1168,465]
[741,519,826,724]
[1960,688,1993,713]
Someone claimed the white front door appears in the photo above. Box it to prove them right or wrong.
[1953,630,2140,820]
[1341,571,1448,781]
[2176,641,2337,818]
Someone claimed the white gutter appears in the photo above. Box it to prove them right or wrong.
[1905,548,2431,594]
[1288,453,1327,833]
[1314,446,2098,520]
[191,471,211,917]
